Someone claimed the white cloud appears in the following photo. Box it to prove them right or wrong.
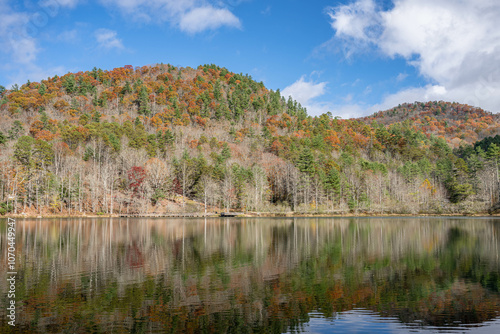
[307,81,500,120]
[10,36,38,64]
[261,5,271,15]
[179,7,240,34]
[328,0,379,42]
[95,28,124,50]
[57,29,78,42]
[372,83,500,114]
[0,1,67,87]
[282,76,330,116]
[7,64,66,87]
[0,1,37,65]
[343,94,353,102]
[99,0,241,34]
[330,104,367,119]
[282,76,327,105]
[327,0,500,113]
[396,73,407,82]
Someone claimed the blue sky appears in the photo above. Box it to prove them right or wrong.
[1,0,499,118]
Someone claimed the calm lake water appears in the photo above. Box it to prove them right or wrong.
[1,217,500,333]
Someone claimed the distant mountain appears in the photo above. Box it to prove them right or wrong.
[0,64,499,216]
[361,101,500,147]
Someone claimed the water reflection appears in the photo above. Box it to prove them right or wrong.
[0,217,499,333]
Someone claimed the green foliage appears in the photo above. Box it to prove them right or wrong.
[63,74,77,94]
[0,202,13,215]
[79,113,90,126]
[486,143,500,161]
[220,143,231,161]
[474,135,500,153]
[431,136,451,156]
[107,133,121,152]
[83,147,95,161]
[340,152,354,167]
[151,188,166,205]
[297,147,315,174]
[8,121,24,140]
[360,159,387,175]
[324,167,341,197]
[14,136,33,165]
[398,161,421,181]
[121,81,132,96]
[146,134,157,157]
[137,86,151,116]
[92,110,101,122]
[446,179,474,203]
[14,136,54,168]
[38,83,47,96]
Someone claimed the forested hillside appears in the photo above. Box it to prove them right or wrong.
[362,101,500,147]
[1,64,499,216]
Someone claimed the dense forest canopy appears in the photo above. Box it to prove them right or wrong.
[1,63,500,215]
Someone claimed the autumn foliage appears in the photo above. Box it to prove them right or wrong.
[0,63,499,215]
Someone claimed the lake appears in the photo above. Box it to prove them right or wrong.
[1,217,500,333]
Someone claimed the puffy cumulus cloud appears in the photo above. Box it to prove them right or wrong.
[327,0,500,113]
[95,29,124,50]
[99,0,241,33]
[179,7,241,34]
[282,76,327,106]
[281,76,329,117]
[328,0,380,42]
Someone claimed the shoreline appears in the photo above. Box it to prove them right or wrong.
[2,212,500,219]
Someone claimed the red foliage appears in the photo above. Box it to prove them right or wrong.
[128,166,146,198]
[270,140,285,155]
[193,115,207,128]
[172,178,182,195]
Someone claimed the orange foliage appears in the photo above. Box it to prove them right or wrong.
[29,120,44,136]
[189,140,199,149]
[325,132,341,148]
[150,115,163,128]
[193,116,207,128]
[35,130,57,141]
[53,99,70,112]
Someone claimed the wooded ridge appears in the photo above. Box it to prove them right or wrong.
[1,63,500,216]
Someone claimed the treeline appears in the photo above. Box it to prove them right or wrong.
[0,63,499,215]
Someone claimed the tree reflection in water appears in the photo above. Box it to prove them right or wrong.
[0,217,499,333]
